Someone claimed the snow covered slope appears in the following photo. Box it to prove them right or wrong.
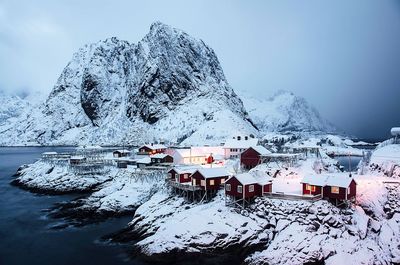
[0,22,256,146]
[0,92,30,125]
[240,90,336,133]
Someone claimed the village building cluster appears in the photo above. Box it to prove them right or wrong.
[41,134,359,208]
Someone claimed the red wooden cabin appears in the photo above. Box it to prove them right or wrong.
[138,144,167,155]
[225,173,272,199]
[113,150,131,158]
[301,174,357,201]
[190,168,230,190]
[167,166,200,183]
[240,146,271,170]
[150,154,173,164]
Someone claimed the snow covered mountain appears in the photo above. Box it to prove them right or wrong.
[0,22,256,146]
[0,92,29,125]
[0,22,336,146]
[239,90,336,133]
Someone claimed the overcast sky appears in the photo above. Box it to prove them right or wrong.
[1,0,400,139]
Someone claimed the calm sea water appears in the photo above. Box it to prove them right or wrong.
[335,155,363,172]
[0,147,140,265]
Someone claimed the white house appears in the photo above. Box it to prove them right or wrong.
[167,146,224,165]
[223,135,258,159]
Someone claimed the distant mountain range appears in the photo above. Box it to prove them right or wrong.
[239,90,336,133]
[0,22,335,146]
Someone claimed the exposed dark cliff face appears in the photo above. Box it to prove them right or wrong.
[125,22,236,125]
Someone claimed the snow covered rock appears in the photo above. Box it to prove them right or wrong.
[0,22,256,146]
[369,144,400,178]
[239,90,336,134]
[47,169,164,226]
[12,160,112,193]
[0,92,30,125]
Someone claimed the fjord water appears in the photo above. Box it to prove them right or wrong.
[335,156,362,172]
[0,147,138,265]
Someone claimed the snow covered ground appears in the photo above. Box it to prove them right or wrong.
[369,143,400,178]
[63,169,165,214]
[127,178,400,264]
[11,143,400,264]
[13,161,113,193]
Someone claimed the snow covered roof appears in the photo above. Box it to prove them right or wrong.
[252,174,273,186]
[114,149,131,153]
[223,137,258,149]
[150,153,171,159]
[141,144,167,150]
[196,167,230,179]
[370,144,400,164]
[230,173,258,185]
[326,174,355,188]
[301,173,355,188]
[301,175,329,186]
[42,152,57,155]
[229,173,272,186]
[70,155,85,160]
[391,127,400,136]
[251,146,271,156]
[171,146,224,157]
[170,165,201,174]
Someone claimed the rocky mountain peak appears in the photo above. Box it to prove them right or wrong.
[0,22,256,145]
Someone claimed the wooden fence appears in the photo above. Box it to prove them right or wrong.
[262,192,322,201]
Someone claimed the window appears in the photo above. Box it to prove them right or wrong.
[306,184,316,192]
[221,178,225,184]
[331,186,340,194]
[192,179,196,186]
[184,174,188,179]
[210,180,215,185]
[168,173,172,179]
[249,185,254,192]
[347,188,351,195]
[201,180,206,186]
[237,185,243,193]
[226,184,231,191]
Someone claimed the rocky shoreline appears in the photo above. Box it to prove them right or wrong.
[9,159,400,265]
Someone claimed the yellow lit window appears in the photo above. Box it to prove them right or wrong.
[210,180,215,185]
[306,184,316,192]
[331,186,340,194]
